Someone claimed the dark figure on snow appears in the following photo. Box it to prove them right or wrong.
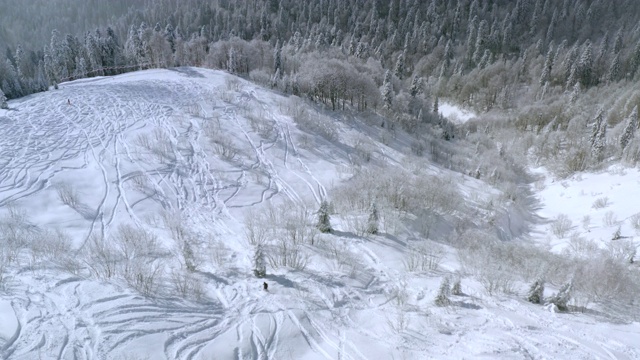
[263,282,268,291]
[67,99,71,106]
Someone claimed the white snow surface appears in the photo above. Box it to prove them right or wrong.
[0,68,638,359]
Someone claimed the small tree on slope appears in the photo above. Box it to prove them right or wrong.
[527,278,545,304]
[435,277,451,306]
[0,89,7,109]
[548,281,572,311]
[620,106,639,151]
[366,203,379,235]
[253,244,267,278]
[316,200,332,233]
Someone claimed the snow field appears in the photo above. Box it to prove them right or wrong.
[0,68,638,359]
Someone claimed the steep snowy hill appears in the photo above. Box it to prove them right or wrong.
[0,68,638,360]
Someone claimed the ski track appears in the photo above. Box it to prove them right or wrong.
[0,70,350,360]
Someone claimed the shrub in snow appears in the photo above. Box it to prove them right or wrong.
[591,196,609,209]
[527,279,545,304]
[435,277,451,306]
[316,200,332,233]
[253,245,267,278]
[550,214,572,238]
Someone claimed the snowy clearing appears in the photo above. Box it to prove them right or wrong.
[0,68,638,359]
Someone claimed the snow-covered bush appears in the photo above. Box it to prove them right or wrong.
[550,214,572,238]
[602,211,618,227]
[591,196,609,209]
[170,269,205,301]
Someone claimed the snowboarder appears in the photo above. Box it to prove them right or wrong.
[263,282,268,291]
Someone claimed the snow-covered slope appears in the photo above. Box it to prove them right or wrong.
[0,68,638,359]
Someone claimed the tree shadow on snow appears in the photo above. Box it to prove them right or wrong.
[169,67,205,78]
[265,274,295,288]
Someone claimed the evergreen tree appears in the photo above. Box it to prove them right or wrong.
[409,75,422,97]
[366,203,379,235]
[316,200,332,233]
[526,278,545,304]
[0,88,8,109]
[620,106,639,150]
[253,245,267,278]
[274,39,282,74]
[607,53,621,83]
[590,107,607,160]
[394,49,406,79]
[548,281,572,311]
[451,278,462,296]
[435,277,451,306]
[381,70,393,110]
[578,40,594,88]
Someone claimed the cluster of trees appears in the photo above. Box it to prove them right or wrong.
[4,1,640,138]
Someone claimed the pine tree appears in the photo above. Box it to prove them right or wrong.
[366,203,379,235]
[394,49,406,79]
[578,40,593,88]
[451,278,462,296]
[274,40,282,74]
[253,245,267,278]
[607,53,621,83]
[620,106,639,150]
[433,96,439,114]
[435,277,451,306]
[590,107,607,160]
[409,75,422,97]
[548,281,572,311]
[381,70,393,110]
[316,200,332,233]
[0,88,8,109]
[526,279,545,304]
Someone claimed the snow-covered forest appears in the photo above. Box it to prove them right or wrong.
[1,0,640,359]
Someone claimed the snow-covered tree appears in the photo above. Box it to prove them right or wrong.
[394,49,406,79]
[578,40,594,88]
[381,70,393,110]
[0,89,8,109]
[435,277,451,306]
[526,278,545,304]
[366,203,379,235]
[409,75,422,97]
[253,245,267,278]
[620,106,639,150]
[548,281,572,311]
[316,200,332,233]
[451,278,462,296]
[590,107,607,160]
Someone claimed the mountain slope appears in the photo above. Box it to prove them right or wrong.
[0,68,638,360]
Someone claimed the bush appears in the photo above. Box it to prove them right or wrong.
[550,214,572,238]
[592,197,609,209]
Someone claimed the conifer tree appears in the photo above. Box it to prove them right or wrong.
[620,106,639,150]
[548,281,572,311]
[526,278,545,304]
[316,200,332,233]
[451,278,462,296]
[435,277,451,306]
[590,107,607,160]
[366,203,379,235]
[0,88,8,109]
[253,245,267,278]
[381,70,393,110]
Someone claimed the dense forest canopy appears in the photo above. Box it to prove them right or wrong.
[2,0,640,176]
